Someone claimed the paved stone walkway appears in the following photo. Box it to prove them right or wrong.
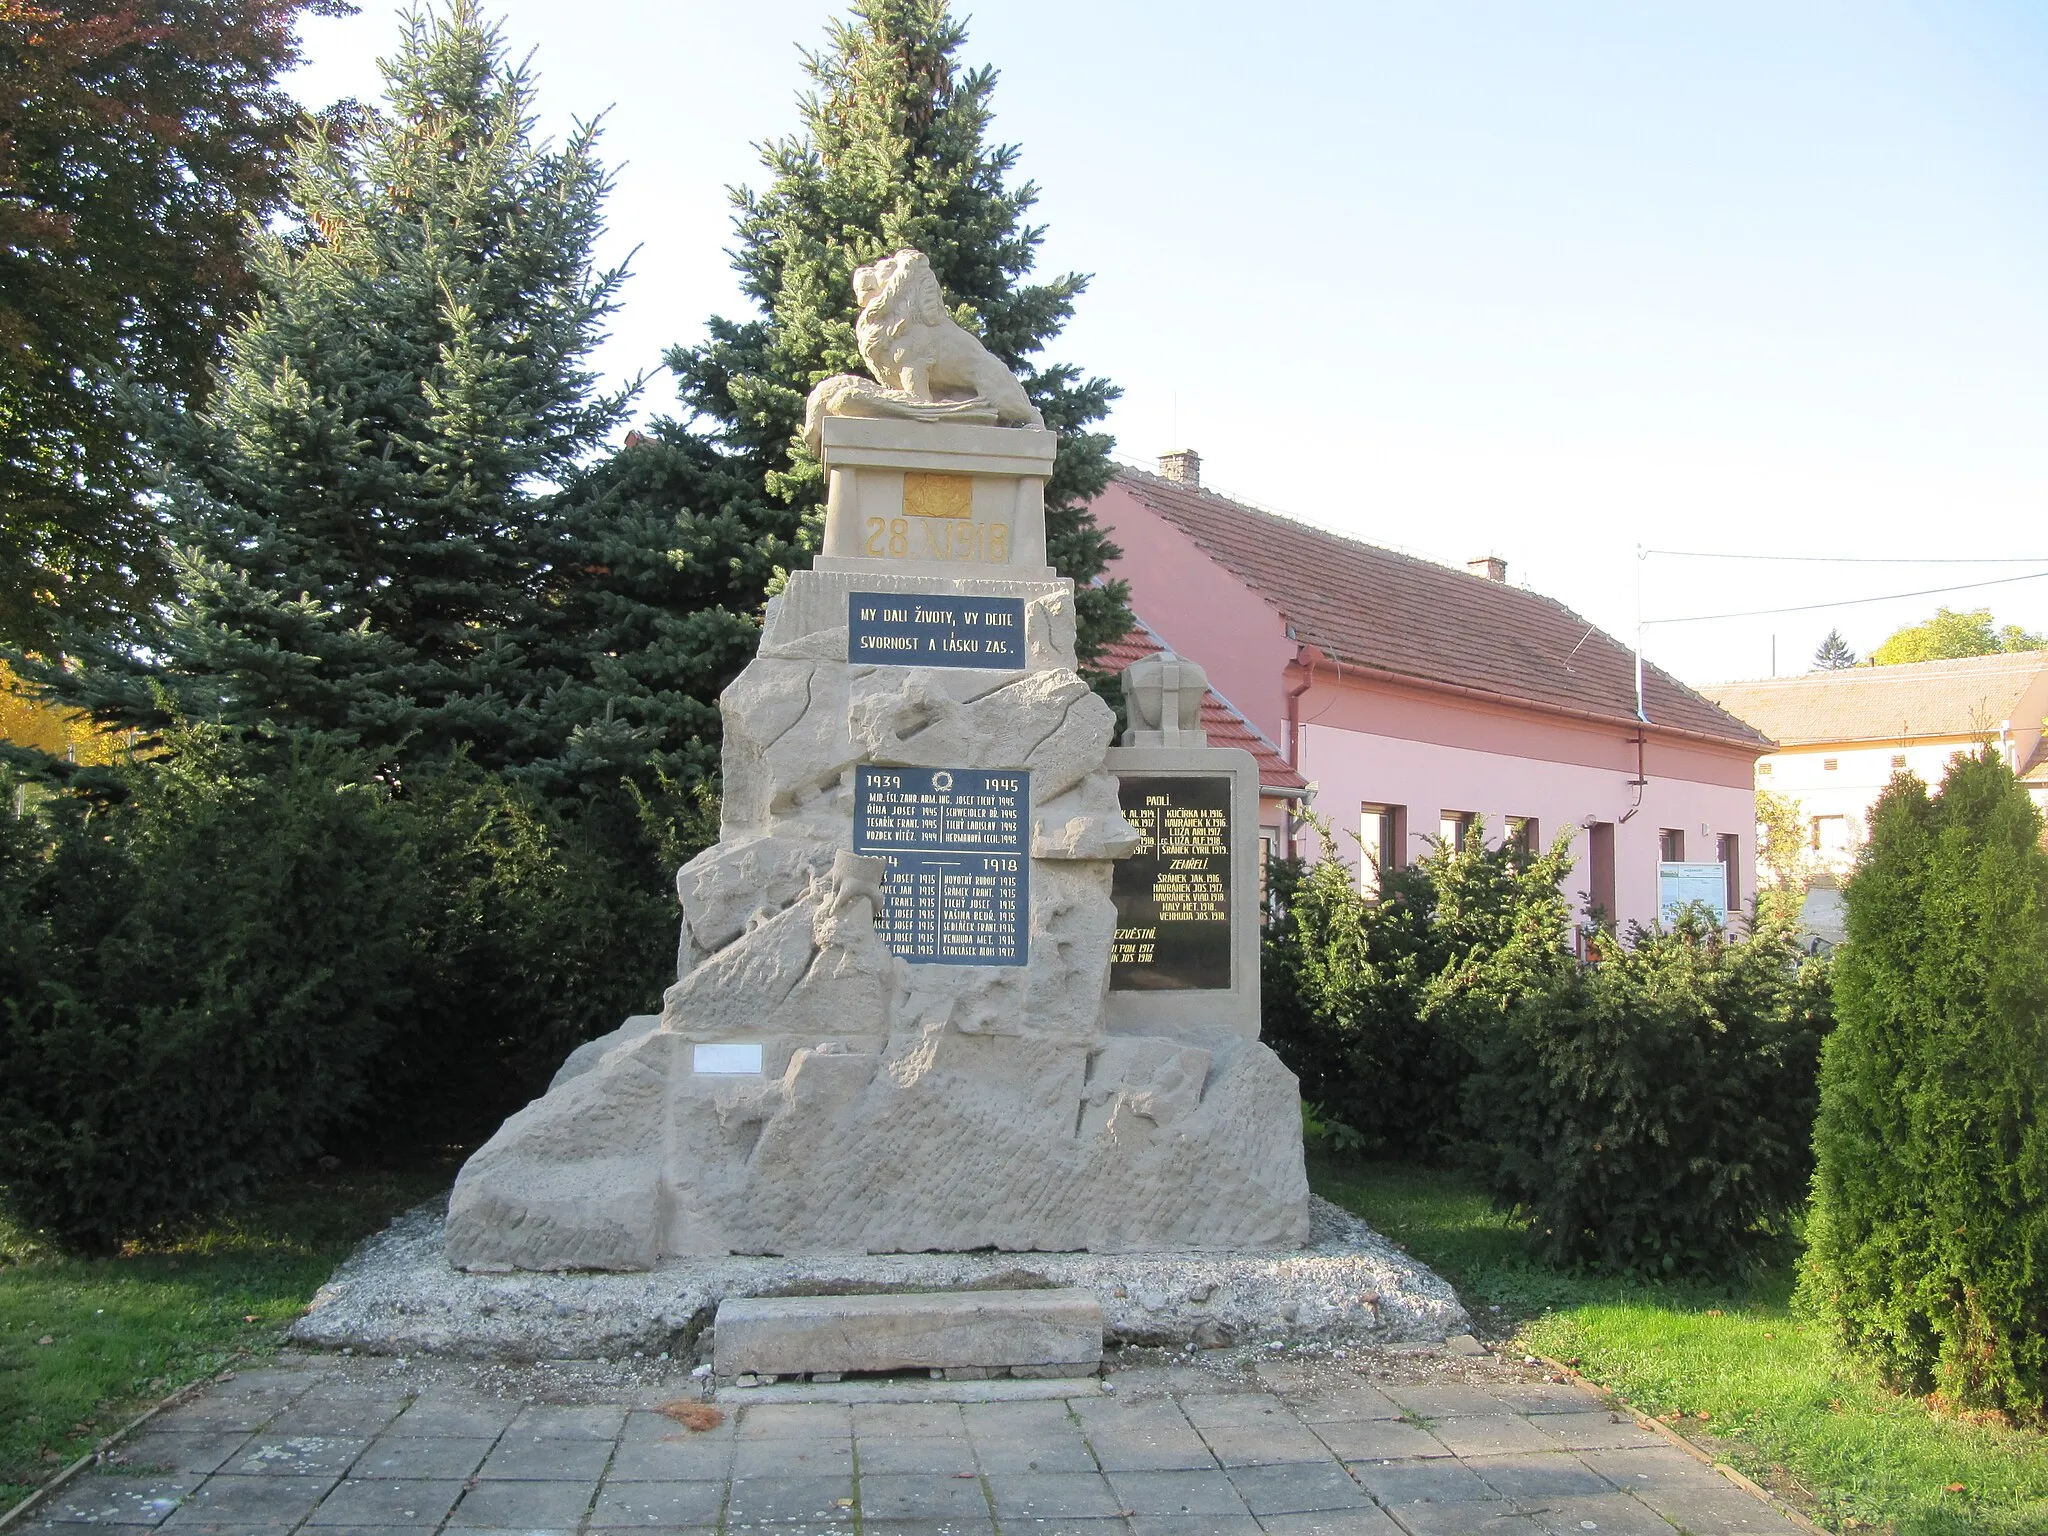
[26,1358,1804,1536]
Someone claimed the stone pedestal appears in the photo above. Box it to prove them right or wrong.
[442,421,1310,1272]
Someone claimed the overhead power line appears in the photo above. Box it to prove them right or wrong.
[1643,568,2048,627]
[1646,549,2048,565]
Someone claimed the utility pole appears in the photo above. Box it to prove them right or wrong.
[1634,545,1648,723]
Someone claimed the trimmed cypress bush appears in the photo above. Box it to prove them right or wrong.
[1807,750,2048,1424]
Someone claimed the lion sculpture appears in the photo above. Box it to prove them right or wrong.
[803,248,1044,454]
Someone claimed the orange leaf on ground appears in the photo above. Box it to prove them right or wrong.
[658,1401,725,1432]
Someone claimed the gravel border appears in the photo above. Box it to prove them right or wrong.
[290,1194,1469,1360]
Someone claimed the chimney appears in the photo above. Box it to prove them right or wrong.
[1157,449,1201,487]
[1467,555,1507,583]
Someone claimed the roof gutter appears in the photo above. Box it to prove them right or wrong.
[1282,650,1775,755]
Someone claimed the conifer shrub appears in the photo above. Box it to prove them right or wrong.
[1807,750,2048,1424]
[0,737,684,1248]
[1262,823,1574,1156]
[1459,909,1833,1275]
[0,737,422,1250]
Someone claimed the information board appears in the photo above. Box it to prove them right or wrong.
[853,766,1029,965]
[848,592,1027,668]
[1658,861,1729,926]
[1110,775,1232,991]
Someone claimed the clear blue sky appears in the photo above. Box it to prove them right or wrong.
[286,2,2048,688]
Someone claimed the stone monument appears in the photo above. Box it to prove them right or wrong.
[443,250,1309,1272]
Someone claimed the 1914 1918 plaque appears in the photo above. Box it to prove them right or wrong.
[1110,775,1232,990]
[854,765,1028,965]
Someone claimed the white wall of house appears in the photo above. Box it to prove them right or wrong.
[1758,737,1995,878]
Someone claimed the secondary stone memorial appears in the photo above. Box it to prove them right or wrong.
[443,249,1309,1271]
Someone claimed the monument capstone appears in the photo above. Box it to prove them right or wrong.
[443,250,1310,1272]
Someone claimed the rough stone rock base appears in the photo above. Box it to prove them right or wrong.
[291,1196,1471,1361]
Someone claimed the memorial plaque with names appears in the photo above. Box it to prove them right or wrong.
[853,766,1028,966]
[1111,775,1232,991]
[848,591,1026,668]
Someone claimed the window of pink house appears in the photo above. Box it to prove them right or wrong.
[1361,804,1405,897]
[1439,810,1479,850]
[1718,832,1740,916]
[1659,828,1685,862]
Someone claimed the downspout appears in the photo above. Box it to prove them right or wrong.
[1620,729,1646,825]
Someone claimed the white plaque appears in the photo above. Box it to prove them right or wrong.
[692,1042,763,1075]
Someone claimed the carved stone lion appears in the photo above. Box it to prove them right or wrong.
[803,248,1045,454]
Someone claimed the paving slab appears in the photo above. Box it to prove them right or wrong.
[1517,1491,1682,1536]
[158,1472,336,1529]
[476,1434,614,1479]
[302,1476,467,1526]
[607,1434,738,1481]
[724,1474,857,1524]
[1124,1518,1261,1536]
[34,1473,197,1526]
[349,1435,495,1479]
[984,1472,1126,1521]
[36,1346,1816,1536]
[445,1478,597,1528]
[855,1472,996,1522]
[854,1435,978,1474]
[1254,1511,1407,1536]
[1316,1417,1451,1461]
[1463,1452,1617,1502]
[1425,1416,1559,1458]
[113,1431,251,1478]
[855,1401,971,1439]
[1528,1412,1666,1452]
[731,1437,853,1479]
[1221,1462,1372,1516]
[1347,1455,1499,1506]
[1104,1469,1249,1516]
[586,1478,727,1526]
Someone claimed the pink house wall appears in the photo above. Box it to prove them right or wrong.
[1094,482,1295,745]
[1098,480,1762,932]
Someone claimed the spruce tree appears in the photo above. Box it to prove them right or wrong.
[1812,628,1857,670]
[39,0,629,772]
[671,0,1132,661]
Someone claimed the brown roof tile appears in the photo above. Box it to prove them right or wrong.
[1099,622,1309,794]
[1701,651,2048,747]
[1109,468,1769,750]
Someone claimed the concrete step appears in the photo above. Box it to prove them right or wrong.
[712,1287,1103,1380]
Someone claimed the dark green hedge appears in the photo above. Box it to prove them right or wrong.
[1807,750,2048,1424]
[1265,823,1833,1275]
[1460,910,1832,1276]
[0,734,680,1249]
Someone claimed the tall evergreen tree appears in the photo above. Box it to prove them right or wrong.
[671,0,1132,661]
[1808,750,2048,1423]
[37,0,630,777]
[1812,628,1857,670]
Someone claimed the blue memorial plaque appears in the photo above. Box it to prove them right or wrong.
[853,766,1029,966]
[848,592,1027,668]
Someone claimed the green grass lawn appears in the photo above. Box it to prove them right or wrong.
[1312,1157,2048,1536]
[0,1164,452,1509]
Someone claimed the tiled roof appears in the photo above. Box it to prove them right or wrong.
[1701,651,2048,747]
[1099,622,1310,795]
[1109,468,1770,750]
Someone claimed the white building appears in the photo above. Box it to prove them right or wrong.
[1703,650,2048,879]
